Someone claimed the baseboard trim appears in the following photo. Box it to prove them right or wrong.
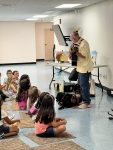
[36,59,44,61]
[0,62,36,66]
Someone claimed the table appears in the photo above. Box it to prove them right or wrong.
[47,62,107,93]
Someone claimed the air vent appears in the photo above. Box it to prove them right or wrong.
[0,3,14,7]
[0,0,17,7]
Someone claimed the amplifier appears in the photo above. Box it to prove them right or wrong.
[64,82,75,92]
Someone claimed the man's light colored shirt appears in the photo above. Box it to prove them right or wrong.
[76,38,93,73]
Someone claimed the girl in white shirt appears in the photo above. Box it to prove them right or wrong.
[0,96,20,139]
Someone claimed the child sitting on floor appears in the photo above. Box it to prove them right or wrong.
[2,70,13,99]
[13,70,19,89]
[27,86,41,115]
[5,75,18,99]
[16,76,31,110]
[35,92,50,110]
[27,92,48,121]
[27,86,41,110]
[0,73,9,100]
[0,95,20,139]
[35,93,67,137]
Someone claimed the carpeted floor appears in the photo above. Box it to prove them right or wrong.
[2,104,9,111]
[2,101,19,111]
[19,112,34,128]
[25,132,76,145]
[0,138,30,150]
[31,141,85,150]
[0,138,85,150]
[11,101,19,111]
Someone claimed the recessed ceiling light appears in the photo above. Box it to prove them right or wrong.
[55,4,81,8]
[33,15,48,18]
[26,18,38,21]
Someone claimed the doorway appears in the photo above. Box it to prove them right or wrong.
[44,28,54,61]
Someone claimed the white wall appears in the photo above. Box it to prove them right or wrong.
[0,22,36,64]
[54,0,113,89]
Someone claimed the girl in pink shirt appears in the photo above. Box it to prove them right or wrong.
[35,93,67,137]
[16,76,31,110]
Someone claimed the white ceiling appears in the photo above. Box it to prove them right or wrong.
[0,0,106,21]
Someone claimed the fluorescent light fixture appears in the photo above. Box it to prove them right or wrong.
[26,18,38,21]
[33,15,48,18]
[55,4,81,8]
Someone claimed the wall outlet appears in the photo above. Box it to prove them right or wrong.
[103,74,107,79]
[99,73,102,78]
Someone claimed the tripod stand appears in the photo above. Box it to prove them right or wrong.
[49,44,55,89]
[108,109,113,120]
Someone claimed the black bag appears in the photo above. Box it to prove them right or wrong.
[61,93,74,108]
[56,92,65,104]
[68,68,78,81]
[56,93,75,109]
[56,92,82,109]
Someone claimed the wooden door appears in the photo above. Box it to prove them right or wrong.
[45,29,54,60]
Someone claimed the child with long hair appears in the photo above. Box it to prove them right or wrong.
[16,77,31,110]
[35,93,67,137]
[28,92,48,121]
[19,74,30,81]
[35,92,49,110]
[27,86,41,115]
